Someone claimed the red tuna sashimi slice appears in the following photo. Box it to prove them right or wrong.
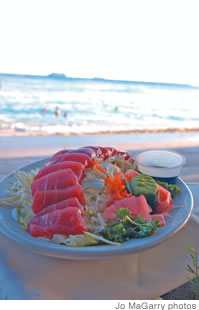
[67,147,97,158]
[27,224,51,238]
[85,146,115,160]
[96,146,116,160]
[84,146,103,157]
[28,207,87,238]
[104,147,133,160]
[84,146,113,159]
[99,147,116,159]
[45,152,93,168]
[50,149,70,159]
[103,195,152,222]
[85,146,134,161]
[103,194,116,209]
[33,197,85,218]
[32,184,85,214]
[49,147,97,161]
[155,184,174,215]
[34,161,84,181]
[31,168,78,196]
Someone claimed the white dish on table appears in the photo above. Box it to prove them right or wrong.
[0,158,193,260]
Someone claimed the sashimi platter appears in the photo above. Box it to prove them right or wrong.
[0,146,193,259]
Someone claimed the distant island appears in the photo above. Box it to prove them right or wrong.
[47,73,67,79]
[0,72,197,89]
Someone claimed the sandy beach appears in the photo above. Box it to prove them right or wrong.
[0,131,198,182]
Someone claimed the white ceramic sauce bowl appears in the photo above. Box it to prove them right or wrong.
[135,150,186,178]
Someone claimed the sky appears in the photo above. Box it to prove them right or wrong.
[0,0,199,85]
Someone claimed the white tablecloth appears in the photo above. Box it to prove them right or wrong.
[0,184,198,300]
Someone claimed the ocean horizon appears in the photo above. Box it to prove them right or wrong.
[1,72,198,88]
[0,73,199,135]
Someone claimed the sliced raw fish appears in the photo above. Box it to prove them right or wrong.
[92,146,116,159]
[27,224,50,238]
[34,161,84,181]
[83,146,115,159]
[45,152,93,168]
[104,146,132,160]
[98,146,114,159]
[49,147,96,161]
[103,194,116,209]
[85,146,133,160]
[50,149,70,159]
[116,150,133,160]
[102,146,131,159]
[32,184,85,214]
[48,150,69,162]
[67,147,96,158]
[103,195,152,221]
[84,146,103,157]
[31,168,78,196]
[33,197,85,218]
[28,207,87,238]
[156,184,174,215]
[46,146,134,167]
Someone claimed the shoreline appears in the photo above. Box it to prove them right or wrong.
[1,127,199,137]
[0,131,199,182]
[0,131,199,159]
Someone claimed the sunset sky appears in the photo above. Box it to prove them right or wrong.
[0,0,198,85]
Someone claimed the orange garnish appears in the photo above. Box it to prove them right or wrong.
[105,172,131,200]
[96,165,106,174]
[93,159,98,166]
[124,170,133,181]
[93,159,106,174]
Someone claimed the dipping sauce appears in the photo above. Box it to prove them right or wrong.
[135,150,186,183]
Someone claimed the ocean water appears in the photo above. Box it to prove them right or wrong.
[0,74,199,135]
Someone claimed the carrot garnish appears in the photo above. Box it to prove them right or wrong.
[96,165,106,174]
[93,159,106,174]
[124,170,133,181]
[105,172,131,200]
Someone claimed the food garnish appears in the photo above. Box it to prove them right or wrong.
[101,208,161,243]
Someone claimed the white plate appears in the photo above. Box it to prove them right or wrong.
[0,159,193,260]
